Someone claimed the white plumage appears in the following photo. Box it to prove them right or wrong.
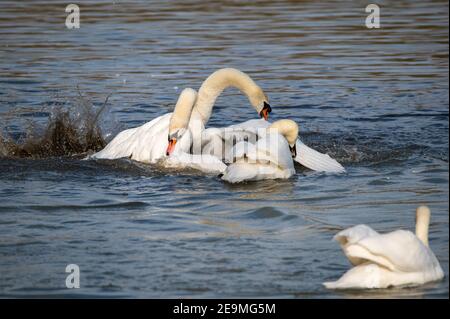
[90,68,269,174]
[202,119,345,173]
[324,206,444,289]
[221,120,297,183]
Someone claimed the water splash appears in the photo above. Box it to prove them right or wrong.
[0,89,111,159]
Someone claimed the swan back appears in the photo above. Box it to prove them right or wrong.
[237,132,294,169]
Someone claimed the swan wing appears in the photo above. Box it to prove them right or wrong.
[231,134,292,170]
[222,134,294,183]
[91,113,172,162]
[295,139,345,173]
[333,225,380,266]
[353,230,441,273]
[127,113,174,162]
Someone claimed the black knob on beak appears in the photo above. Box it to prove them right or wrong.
[289,144,297,158]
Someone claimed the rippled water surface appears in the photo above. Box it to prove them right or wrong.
[0,0,448,298]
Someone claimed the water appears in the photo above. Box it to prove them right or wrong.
[0,0,448,298]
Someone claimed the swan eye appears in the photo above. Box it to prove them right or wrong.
[168,131,180,141]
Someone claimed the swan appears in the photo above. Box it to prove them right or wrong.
[202,118,345,173]
[323,206,444,289]
[220,119,298,183]
[91,88,226,174]
[159,88,226,174]
[90,68,271,164]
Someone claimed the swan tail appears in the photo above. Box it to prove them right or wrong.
[295,140,345,173]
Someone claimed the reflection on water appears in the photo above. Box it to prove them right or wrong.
[0,0,448,298]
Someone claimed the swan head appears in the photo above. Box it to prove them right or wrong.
[166,128,187,156]
[269,119,299,158]
[248,87,271,120]
[415,205,431,247]
[166,88,197,156]
[259,101,272,121]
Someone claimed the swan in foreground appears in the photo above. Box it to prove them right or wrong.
[202,118,345,173]
[324,206,444,289]
[90,68,272,164]
[220,119,298,183]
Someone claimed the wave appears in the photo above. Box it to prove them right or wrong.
[299,131,446,166]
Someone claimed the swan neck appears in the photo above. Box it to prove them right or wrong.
[169,88,197,133]
[415,208,430,247]
[192,68,260,125]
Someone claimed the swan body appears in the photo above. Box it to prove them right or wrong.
[91,68,270,169]
[324,206,444,289]
[202,119,345,173]
[92,88,226,174]
[91,89,200,163]
[221,119,297,183]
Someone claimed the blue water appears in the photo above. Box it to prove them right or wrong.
[0,0,448,298]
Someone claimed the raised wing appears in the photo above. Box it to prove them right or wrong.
[295,139,345,173]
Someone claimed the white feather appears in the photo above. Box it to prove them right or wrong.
[324,210,444,289]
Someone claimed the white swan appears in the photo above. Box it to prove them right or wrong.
[91,68,271,164]
[159,88,226,174]
[220,119,298,183]
[91,88,226,174]
[202,118,345,173]
[323,206,444,289]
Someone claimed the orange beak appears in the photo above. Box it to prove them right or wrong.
[261,108,269,121]
[166,138,177,156]
[259,102,272,121]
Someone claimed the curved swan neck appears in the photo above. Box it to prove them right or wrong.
[415,206,431,247]
[191,68,266,125]
[269,120,299,145]
[169,88,197,133]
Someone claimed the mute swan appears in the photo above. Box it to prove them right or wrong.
[160,88,226,174]
[220,119,298,183]
[91,88,225,174]
[91,68,271,164]
[323,206,444,289]
[202,118,345,173]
